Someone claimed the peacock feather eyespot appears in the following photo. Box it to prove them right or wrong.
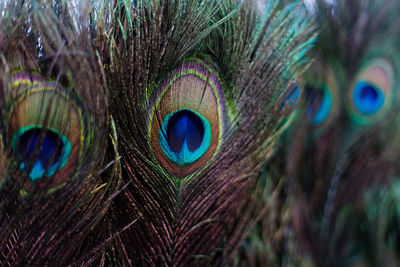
[352,81,384,115]
[149,60,223,178]
[7,73,85,190]
[280,85,301,111]
[304,66,339,130]
[11,126,72,181]
[274,84,301,136]
[286,85,301,108]
[307,84,333,125]
[312,84,332,125]
[347,58,394,124]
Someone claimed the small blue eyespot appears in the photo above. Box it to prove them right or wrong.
[11,126,71,181]
[159,109,211,166]
[308,85,332,125]
[280,85,300,110]
[352,81,385,115]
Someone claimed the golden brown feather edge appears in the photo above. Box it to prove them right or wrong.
[0,1,121,265]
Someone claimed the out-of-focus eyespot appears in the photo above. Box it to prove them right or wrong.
[347,58,394,124]
[281,85,301,110]
[304,67,339,131]
[8,74,85,190]
[307,84,333,125]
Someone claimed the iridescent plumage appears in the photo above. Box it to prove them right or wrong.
[0,0,316,265]
[284,0,400,266]
[0,1,119,265]
[101,0,314,265]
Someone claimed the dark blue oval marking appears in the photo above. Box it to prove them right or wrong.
[166,109,204,153]
[159,109,211,165]
[353,81,385,115]
[11,126,71,181]
[281,85,300,110]
[306,85,332,125]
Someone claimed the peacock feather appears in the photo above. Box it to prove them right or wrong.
[342,177,400,266]
[282,0,400,266]
[98,0,315,265]
[235,0,400,266]
[0,1,120,265]
[0,0,319,265]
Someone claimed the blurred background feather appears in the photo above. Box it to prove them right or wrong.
[236,0,400,266]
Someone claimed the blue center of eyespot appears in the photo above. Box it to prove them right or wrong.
[307,85,332,125]
[353,81,385,115]
[167,110,204,152]
[11,126,72,181]
[159,109,211,166]
[281,85,300,110]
